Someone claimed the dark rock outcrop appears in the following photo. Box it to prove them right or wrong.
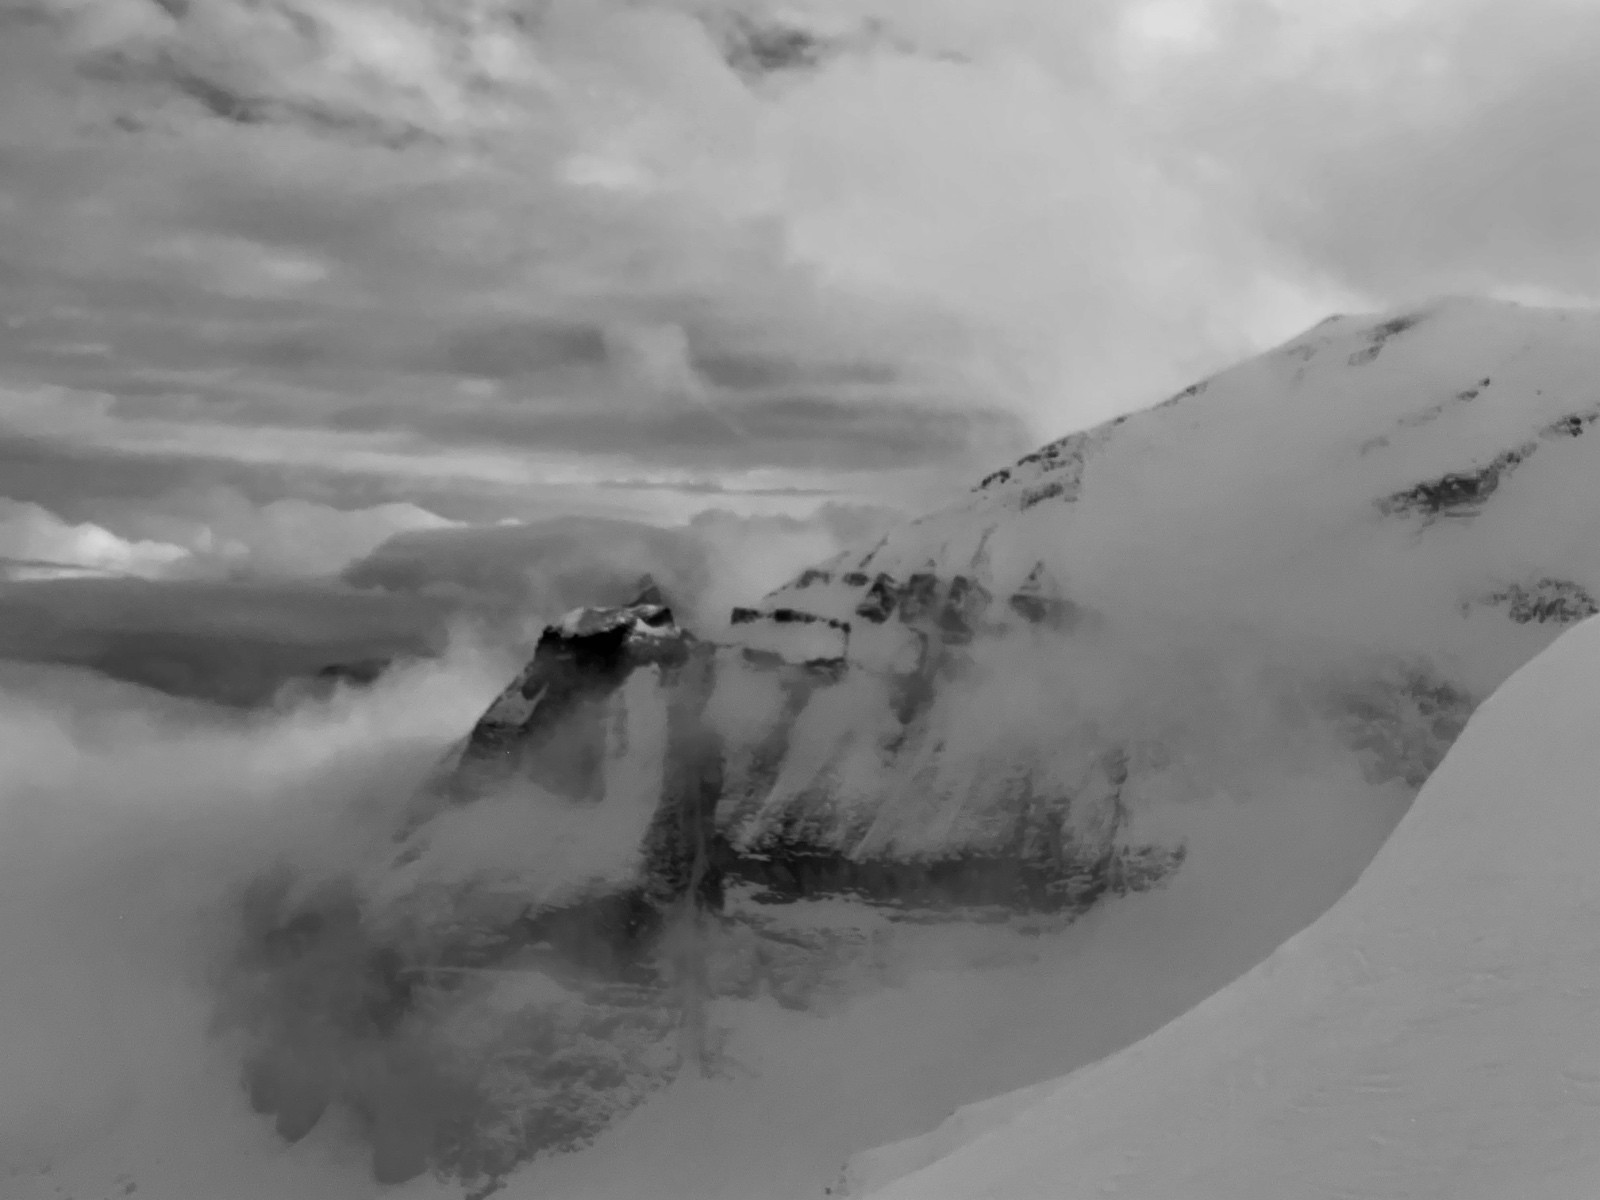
[1007,563,1082,631]
[1155,379,1209,410]
[1348,312,1426,365]
[854,572,900,624]
[1378,442,1536,520]
[1476,578,1600,625]
[1321,663,1475,790]
[721,831,1184,913]
[1543,409,1599,439]
[452,582,691,799]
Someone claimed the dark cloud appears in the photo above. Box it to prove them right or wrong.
[329,393,1030,472]
[436,320,614,379]
[2,0,1600,539]
[596,478,838,497]
[0,0,1179,499]
[0,576,452,706]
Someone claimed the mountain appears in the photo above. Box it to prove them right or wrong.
[226,296,1600,1194]
[842,607,1600,1200]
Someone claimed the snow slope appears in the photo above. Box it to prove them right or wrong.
[846,612,1600,1200]
[710,297,1600,865]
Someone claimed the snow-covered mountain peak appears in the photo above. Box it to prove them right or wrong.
[210,295,1600,1194]
[747,296,1600,680]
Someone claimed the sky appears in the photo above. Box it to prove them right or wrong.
[3,0,1600,645]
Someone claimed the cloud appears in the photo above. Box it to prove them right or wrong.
[343,501,901,632]
[0,572,457,705]
[2,0,1600,517]
[119,484,461,578]
[0,640,509,1178]
[1132,0,1600,304]
[0,471,463,582]
[0,486,476,711]
[0,497,189,580]
[0,378,955,520]
[0,483,892,709]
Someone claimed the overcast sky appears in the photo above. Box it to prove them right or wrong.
[3,0,1600,586]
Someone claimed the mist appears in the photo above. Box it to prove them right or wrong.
[0,553,1461,1199]
[4,1,1600,1196]
[0,638,513,1183]
[343,504,901,638]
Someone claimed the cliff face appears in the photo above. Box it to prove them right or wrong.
[227,298,1600,1191]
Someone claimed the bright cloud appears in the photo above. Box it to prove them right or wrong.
[0,498,189,580]
[135,486,461,578]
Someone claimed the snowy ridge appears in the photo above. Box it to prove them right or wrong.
[846,612,1600,1200]
[747,295,1600,642]
[710,297,1600,862]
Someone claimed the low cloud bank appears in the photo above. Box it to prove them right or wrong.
[0,643,510,1190]
[0,575,454,705]
[0,584,1452,1199]
[344,502,900,635]
[0,497,190,581]
[0,486,458,583]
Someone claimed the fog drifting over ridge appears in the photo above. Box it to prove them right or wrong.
[0,501,899,707]
[0,501,1425,1200]
[0,645,515,1189]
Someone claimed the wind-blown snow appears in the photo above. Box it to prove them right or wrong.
[847,613,1600,1200]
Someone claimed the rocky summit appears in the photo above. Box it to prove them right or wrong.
[226,297,1600,1192]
